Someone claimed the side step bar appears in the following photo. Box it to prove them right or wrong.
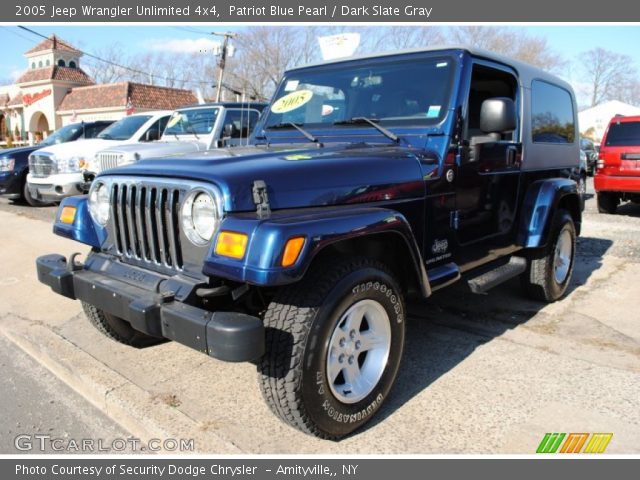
[467,256,527,294]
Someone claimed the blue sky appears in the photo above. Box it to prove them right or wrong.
[2,25,640,101]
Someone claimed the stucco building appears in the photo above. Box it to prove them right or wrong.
[0,35,196,146]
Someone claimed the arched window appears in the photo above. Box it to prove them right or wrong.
[46,59,50,66]
[57,59,66,67]
[38,61,43,68]
[69,60,76,68]
[31,62,35,69]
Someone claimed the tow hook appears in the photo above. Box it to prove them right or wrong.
[66,252,84,272]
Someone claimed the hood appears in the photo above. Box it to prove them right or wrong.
[34,138,125,161]
[98,140,207,160]
[0,145,38,158]
[104,144,433,212]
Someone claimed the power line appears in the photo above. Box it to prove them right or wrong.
[16,25,215,87]
[172,26,212,36]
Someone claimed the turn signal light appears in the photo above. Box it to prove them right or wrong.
[281,237,305,267]
[215,231,248,259]
[60,206,77,224]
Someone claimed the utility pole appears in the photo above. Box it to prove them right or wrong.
[212,31,236,103]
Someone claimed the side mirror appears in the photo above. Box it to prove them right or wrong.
[145,129,160,142]
[223,123,238,139]
[480,97,516,134]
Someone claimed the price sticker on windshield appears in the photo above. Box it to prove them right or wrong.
[167,113,184,128]
[271,90,313,114]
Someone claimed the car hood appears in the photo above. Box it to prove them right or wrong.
[34,138,127,161]
[98,140,208,159]
[103,144,433,212]
[0,145,38,158]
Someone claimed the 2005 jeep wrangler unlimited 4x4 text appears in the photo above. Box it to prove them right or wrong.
[37,46,581,439]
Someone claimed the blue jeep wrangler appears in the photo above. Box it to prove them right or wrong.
[36,46,581,439]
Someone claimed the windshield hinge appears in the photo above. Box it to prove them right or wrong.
[450,210,460,230]
[252,180,271,219]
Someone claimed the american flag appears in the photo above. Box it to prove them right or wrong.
[126,97,134,116]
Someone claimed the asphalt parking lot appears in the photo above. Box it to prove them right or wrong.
[0,178,639,453]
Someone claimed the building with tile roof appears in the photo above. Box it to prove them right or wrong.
[0,35,196,146]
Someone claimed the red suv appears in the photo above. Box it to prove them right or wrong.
[595,115,640,214]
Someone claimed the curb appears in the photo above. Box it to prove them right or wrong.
[0,319,242,454]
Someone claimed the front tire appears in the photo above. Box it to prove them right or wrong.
[521,209,576,303]
[258,257,405,439]
[82,302,164,348]
[22,178,51,207]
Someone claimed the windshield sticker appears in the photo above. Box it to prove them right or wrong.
[283,154,313,161]
[426,105,441,118]
[271,90,314,114]
[284,80,299,92]
[166,113,183,128]
[321,104,335,116]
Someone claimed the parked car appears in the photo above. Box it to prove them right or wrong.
[36,46,581,439]
[595,115,640,214]
[0,121,113,206]
[26,111,171,204]
[91,103,266,177]
[580,137,598,175]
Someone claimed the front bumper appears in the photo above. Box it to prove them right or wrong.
[0,171,22,198]
[36,253,265,363]
[594,174,640,194]
[27,172,86,202]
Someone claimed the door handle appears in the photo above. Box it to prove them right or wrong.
[506,146,518,167]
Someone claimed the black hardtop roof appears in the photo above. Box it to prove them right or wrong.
[291,44,573,93]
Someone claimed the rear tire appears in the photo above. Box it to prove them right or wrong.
[597,192,618,214]
[82,301,164,348]
[521,209,576,303]
[258,257,405,439]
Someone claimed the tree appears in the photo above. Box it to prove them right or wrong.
[448,26,564,71]
[82,43,130,84]
[580,47,636,107]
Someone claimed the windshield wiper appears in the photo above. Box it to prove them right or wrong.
[184,120,200,140]
[334,117,399,143]
[266,122,323,147]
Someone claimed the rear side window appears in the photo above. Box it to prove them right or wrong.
[531,80,575,144]
[604,121,640,146]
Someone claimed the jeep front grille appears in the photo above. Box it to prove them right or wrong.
[29,154,57,178]
[98,152,121,172]
[110,182,183,270]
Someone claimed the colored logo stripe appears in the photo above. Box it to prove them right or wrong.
[536,433,566,453]
[583,433,613,454]
[559,433,589,453]
[537,433,613,454]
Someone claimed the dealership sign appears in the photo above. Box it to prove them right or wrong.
[23,89,52,107]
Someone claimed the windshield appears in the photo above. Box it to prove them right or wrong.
[39,123,83,146]
[263,55,455,131]
[605,121,640,147]
[164,108,219,136]
[97,115,152,141]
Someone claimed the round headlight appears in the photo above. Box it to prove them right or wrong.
[181,190,220,245]
[88,182,110,226]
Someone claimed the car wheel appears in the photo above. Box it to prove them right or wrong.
[22,179,51,207]
[82,301,165,348]
[521,209,576,303]
[597,192,618,214]
[258,257,405,439]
